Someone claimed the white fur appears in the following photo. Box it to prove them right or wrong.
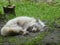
[1,16,45,36]
[1,26,23,36]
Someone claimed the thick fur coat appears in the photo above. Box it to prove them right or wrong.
[1,16,45,36]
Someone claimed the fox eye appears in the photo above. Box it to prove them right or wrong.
[27,26,33,32]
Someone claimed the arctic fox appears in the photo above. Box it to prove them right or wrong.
[1,16,45,36]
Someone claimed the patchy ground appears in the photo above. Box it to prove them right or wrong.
[42,28,60,45]
[42,19,60,45]
[0,20,60,45]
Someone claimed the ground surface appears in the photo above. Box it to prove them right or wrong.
[0,21,60,45]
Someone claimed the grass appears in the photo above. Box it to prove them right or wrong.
[0,0,60,26]
[56,19,60,25]
[0,0,60,45]
[25,32,49,45]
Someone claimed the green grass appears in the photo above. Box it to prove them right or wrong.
[0,0,60,45]
[0,0,60,27]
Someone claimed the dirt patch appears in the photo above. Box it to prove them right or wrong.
[42,28,60,45]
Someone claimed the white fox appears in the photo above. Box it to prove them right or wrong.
[1,16,45,36]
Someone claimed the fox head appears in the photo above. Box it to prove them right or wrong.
[27,19,46,32]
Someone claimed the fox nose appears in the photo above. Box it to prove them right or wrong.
[43,25,47,29]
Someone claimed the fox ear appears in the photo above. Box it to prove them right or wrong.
[36,19,39,22]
